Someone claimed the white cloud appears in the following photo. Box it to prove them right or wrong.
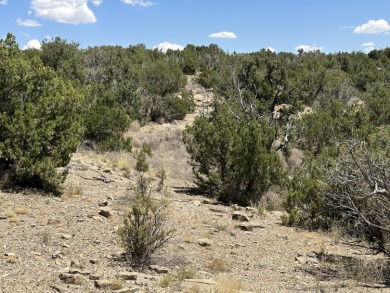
[361,42,375,53]
[295,44,324,52]
[0,0,7,5]
[363,46,375,53]
[31,0,97,24]
[90,0,102,5]
[353,19,390,34]
[362,42,375,47]
[17,18,42,27]
[121,0,155,7]
[22,39,41,50]
[154,42,184,53]
[208,31,237,39]
[265,46,276,52]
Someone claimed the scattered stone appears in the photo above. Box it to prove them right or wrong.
[197,238,212,247]
[232,211,250,222]
[245,207,257,213]
[0,214,7,220]
[52,285,70,293]
[236,223,254,231]
[52,251,63,259]
[119,271,138,280]
[99,207,113,218]
[209,206,227,213]
[192,200,201,207]
[183,279,217,285]
[90,259,99,265]
[182,279,217,291]
[92,215,103,221]
[60,234,72,239]
[4,252,16,257]
[113,287,140,293]
[89,272,103,280]
[149,265,169,274]
[231,204,245,211]
[69,268,91,275]
[98,200,109,207]
[59,273,77,284]
[94,279,117,289]
[295,256,307,264]
[201,198,213,204]
[57,267,70,274]
[137,273,157,281]
[69,260,82,268]
[251,222,266,228]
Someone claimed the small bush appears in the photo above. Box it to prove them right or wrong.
[118,189,173,266]
[119,150,174,266]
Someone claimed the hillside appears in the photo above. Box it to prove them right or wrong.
[0,77,388,293]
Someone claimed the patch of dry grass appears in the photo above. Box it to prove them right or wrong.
[207,257,231,274]
[215,273,243,293]
[14,207,29,215]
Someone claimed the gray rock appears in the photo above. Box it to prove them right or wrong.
[236,223,254,231]
[59,273,77,284]
[295,256,307,264]
[119,271,138,280]
[113,288,140,293]
[232,211,250,222]
[69,268,91,275]
[197,238,212,247]
[149,265,169,274]
[95,279,117,288]
[99,207,113,218]
[52,285,70,293]
[89,272,103,280]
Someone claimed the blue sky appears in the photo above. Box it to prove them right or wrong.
[1,0,390,53]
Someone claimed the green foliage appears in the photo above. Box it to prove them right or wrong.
[118,159,173,266]
[0,34,83,189]
[284,160,329,228]
[184,105,284,205]
[118,189,173,266]
[135,143,152,174]
[83,86,132,152]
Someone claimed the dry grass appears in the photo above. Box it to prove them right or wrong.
[177,266,197,280]
[61,183,83,200]
[207,257,231,273]
[256,188,286,213]
[14,207,29,215]
[110,279,124,290]
[158,267,197,290]
[215,273,243,293]
[4,209,17,219]
[6,255,17,263]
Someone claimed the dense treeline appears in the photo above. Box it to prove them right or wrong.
[182,46,390,253]
[1,33,389,251]
[0,33,194,188]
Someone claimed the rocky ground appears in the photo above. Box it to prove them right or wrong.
[0,76,389,293]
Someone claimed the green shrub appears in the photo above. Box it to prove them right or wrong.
[0,35,84,189]
[183,105,284,205]
[119,146,173,266]
[84,88,132,152]
[118,177,173,266]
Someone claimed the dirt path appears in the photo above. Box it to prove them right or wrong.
[0,76,388,293]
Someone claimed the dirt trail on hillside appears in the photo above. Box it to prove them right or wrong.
[0,76,388,293]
